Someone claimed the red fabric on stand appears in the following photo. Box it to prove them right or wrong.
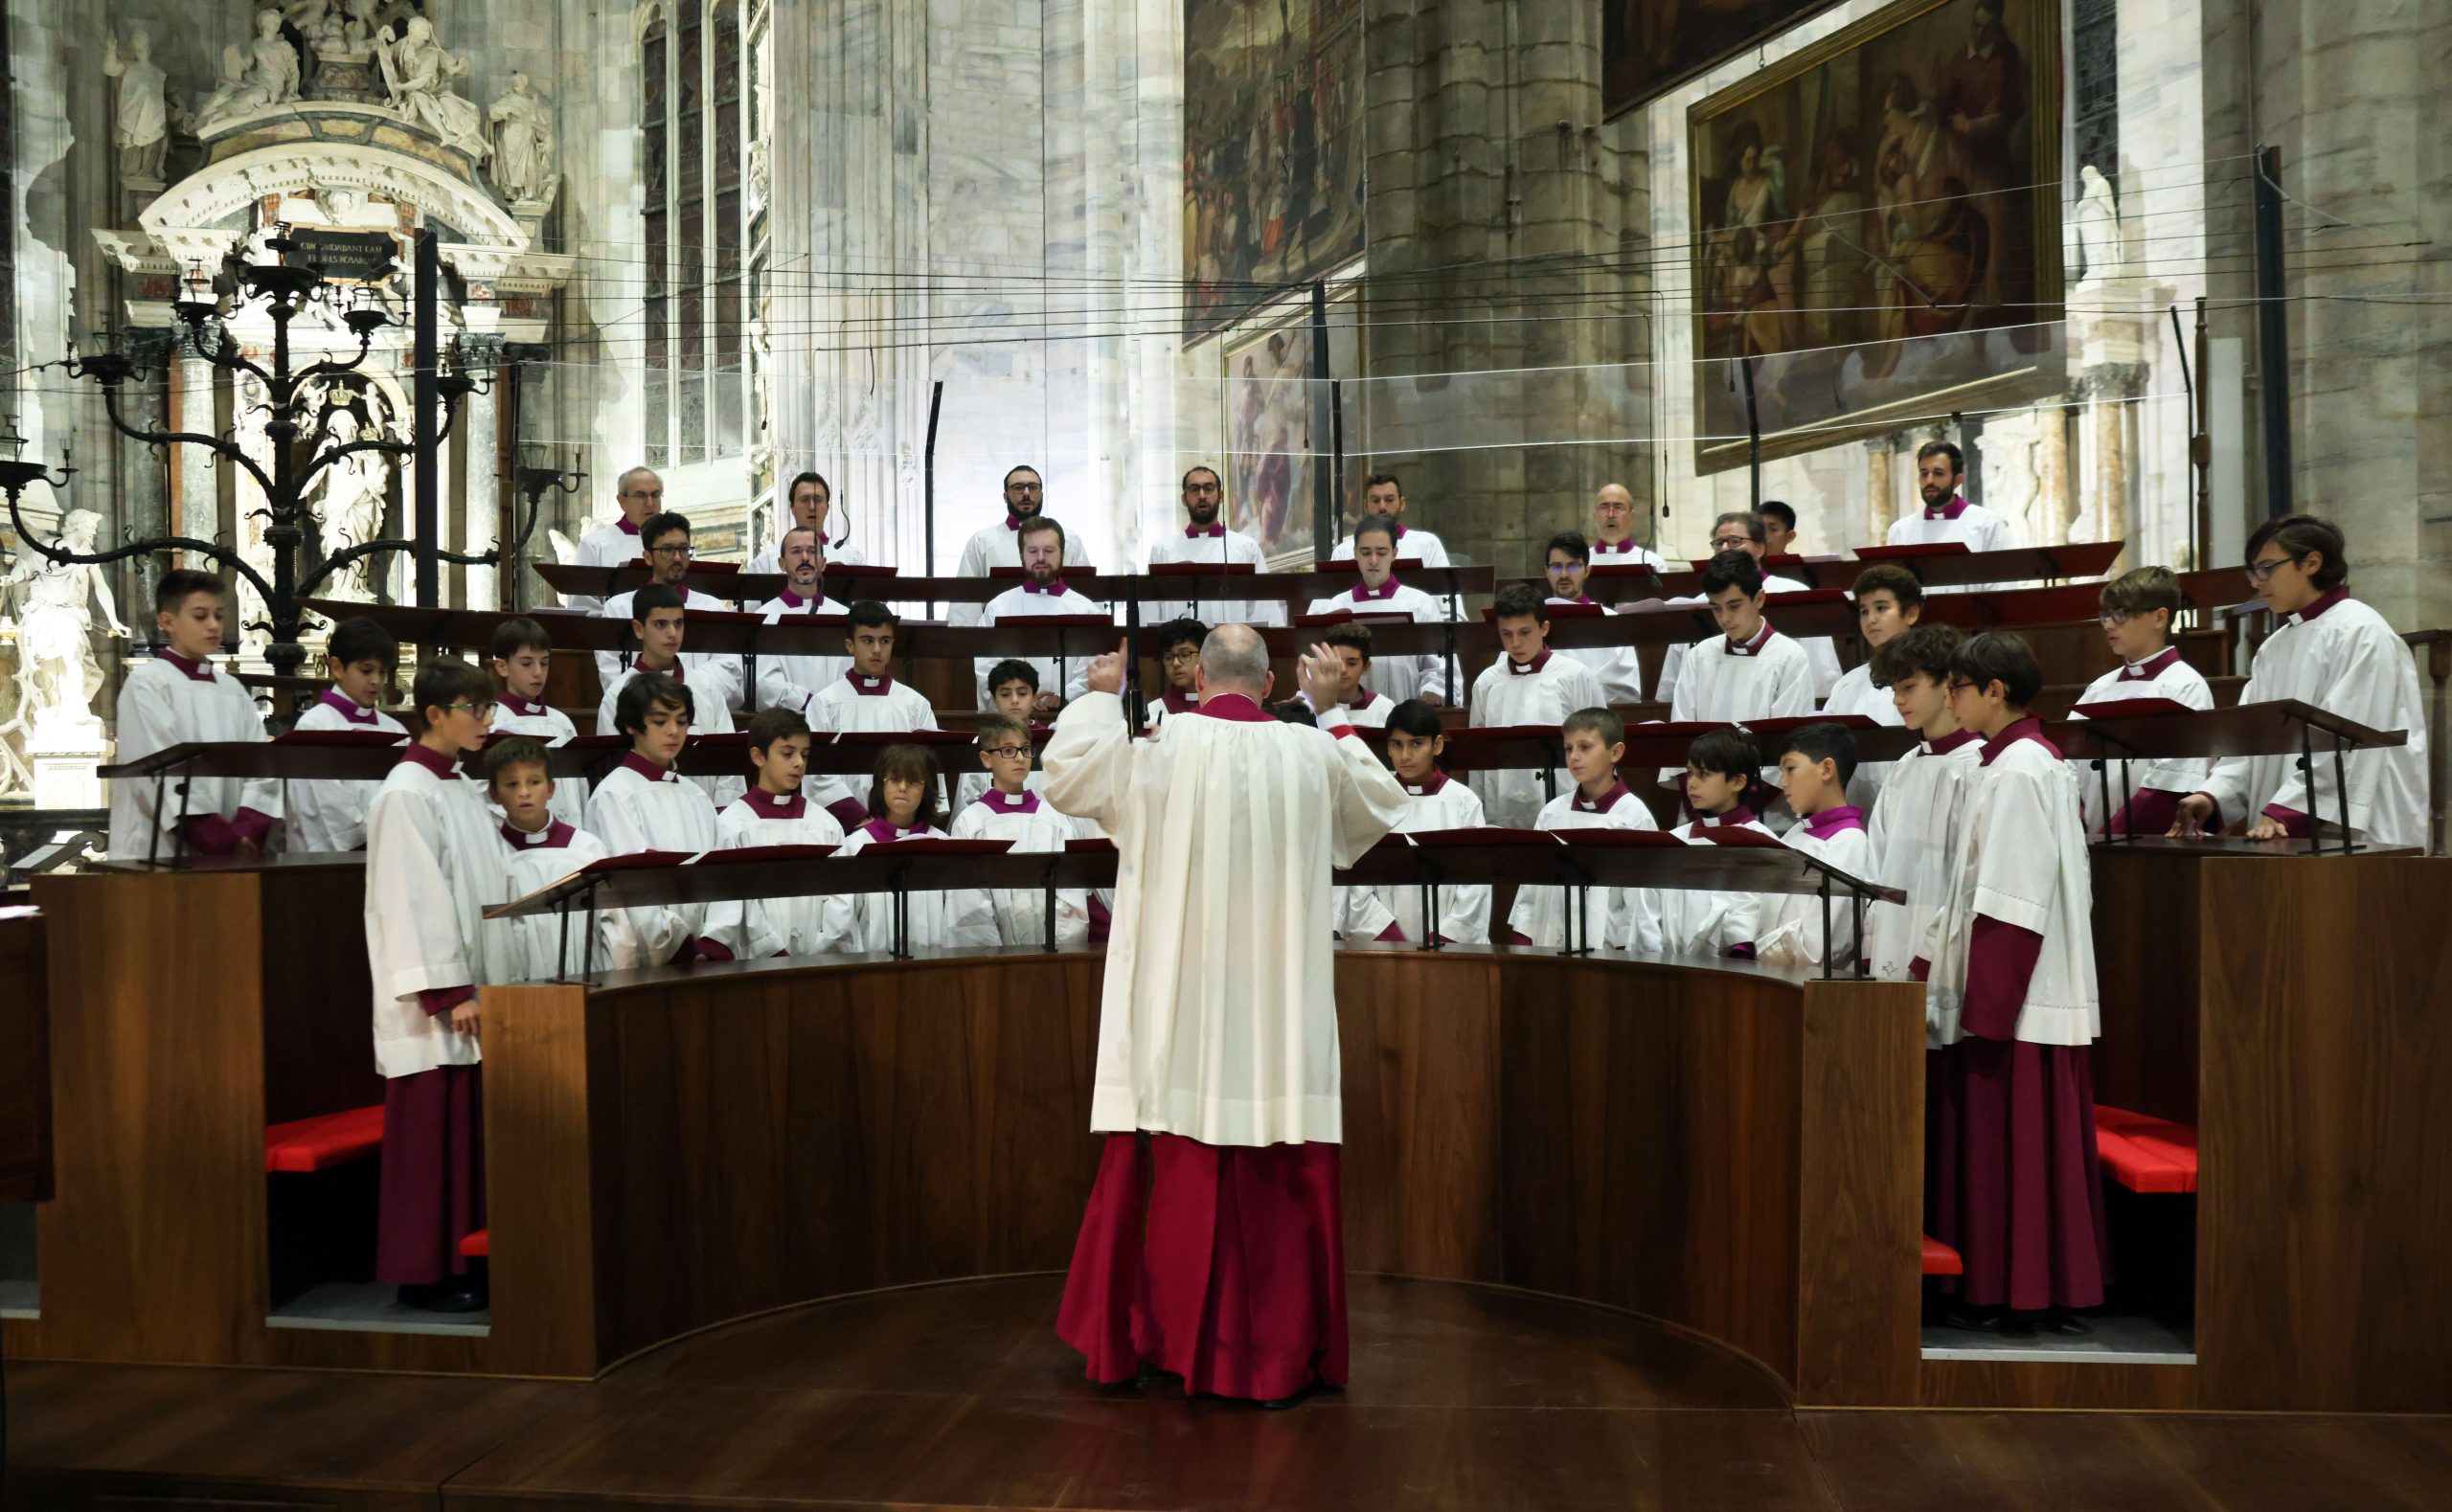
[2259,802,2311,837]
[1374,922,1406,943]
[418,984,476,1017]
[693,937,735,963]
[230,806,277,848]
[1927,1037,2109,1311]
[1087,895,1113,945]
[375,1064,486,1287]
[179,813,238,854]
[2111,787,2183,839]
[1057,1131,1347,1402]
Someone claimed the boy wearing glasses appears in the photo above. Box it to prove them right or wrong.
[951,712,1097,946]
[1144,619,1209,731]
[1541,531,1644,706]
[596,511,743,712]
[2171,515,2429,848]
[2062,567,2214,837]
[1146,468,1283,627]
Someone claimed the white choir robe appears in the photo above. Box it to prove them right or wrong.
[107,653,284,861]
[1546,597,1645,706]
[1144,689,1201,733]
[1920,726,2100,1047]
[596,658,745,809]
[1864,732,1986,1046]
[952,519,1100,626]
[564,517,644,610]
[1754,808,1874,971]
[363,746,507,1079]
[1324,524,1450,568]
[287,689,407,851]
[956,763,1044,817]
[1508,783,1665,952]
[1587,536,1668,569]
[1146,526,1286,627]
[583,753,751,969]
[1304,581,1455,704]
[2193,592,2429,849]
[949,786,1094,947]
[1885,496,2013,553]
[1655,575,1836,704]
[1654,809,1775,959]
[1042,689,1408,1145]
[798,672,942,825]
[1333,773,1491,945]
[743,536,867,575]
[489,694,589,830]
[2066,648,2215,838]
[975,582,1111,707]
[1340,689,1396,728]
[715,789,854,958]
[1819,663,1908,811]
[1659,623,1816,786]
[749,590,852,713]
[1466,650,1607,829]
[488,819,612,982]
[834,820,1001,952]
[594,586,745,712]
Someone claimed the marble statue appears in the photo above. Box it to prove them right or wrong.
[306,410,394,600]
[487,73,558,204]
[189,8,303,134]
[102,29,170,183]
[2,510,128,743]
[376,16,489,160]
[284,0,346,49]
[2071,164,2121,290]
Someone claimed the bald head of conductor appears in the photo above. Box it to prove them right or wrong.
[615,466,664,530]
[1085,623,1344,713]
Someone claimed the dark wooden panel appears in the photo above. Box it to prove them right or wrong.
[258,860,385,1126]
[1916,1357,2199,1410]
[2087,846,2203,1125]
[479,982,603,1379]
[2196,855,2452,1411]
[0,909,52,1205]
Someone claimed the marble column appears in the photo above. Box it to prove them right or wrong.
[2081,363,2148,554]
[172,332,220,548]
[458,336,507,611]
[1864,437,1896,542]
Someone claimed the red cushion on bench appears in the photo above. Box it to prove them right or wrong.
[263,1105,386,1173]
[2095,1104,2199,1194]
[1920,1234,1964,1276]
[458,1229,488,1259]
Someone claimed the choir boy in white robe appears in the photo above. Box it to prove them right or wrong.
[363,658,504,1311]
[1048,628,1408,1404]
[715,707,853,958]
[2066,567,2215,837]
[1469,584,1607,829]
[1300,621,1399,728]
[952,465,1099,626]
[1335,699,1491,945]
[1823,564,1920,808]
[1143,620,1208,732]
[1589,482,1669,568]
[584,672,749,970]
[564,465,661,611]
[975,516,1109,711]
[792,601,942,828]
[1920,632,2108,1329]
[483,737,611,982]
[1660,553,1816,795]
[1323,470,1451,568]
[744,469,867,574]
[1755,724,1874,970]
[1541,531,1645,705]
[1146,466,1283,627]
[1657,515,1840,705]
[286,617,406,852]
[1655,728,1775,959]
[1758,499,1800,557]
[595,584,744,808]
[834,744,999,952]
[1305,516,1453,705]
[2172,515,2429,849]
[107,570,283,861]
[956,659,1051,811]
[751,525,852,713]
[488,617,588,829]
[1508,708,1664,951]
[949,714,1093,947]
[595,512,743,711]
[1885,440,2012,553]
[1861,627,1984,1012]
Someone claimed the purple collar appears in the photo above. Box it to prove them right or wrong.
[1725,622,1776,656]
[158,648,217,683]
[861,818,930,843]
[2283,586,2350,626]
[1506,649,1554,675]
[1572,781,1632,815]
[776,586,824,609]
[1402,771,1449,797]
[1688,805,1757,834]
[1161,688,1199,713]
[1184,523,1225,538]
[1980,717,2061,766]
[1592,536,1637,554]
[1801,804,1868,840]
[1351,577,1401,602]
[2119,647,2183,682]
[617,516,642,537]
[498,691,548,718]
[619,750,678,783]
[1196,693,1273,723]
[742,788,806,819]
[318,688,380,725]
[501,819,576,849]
[1020,578,1070,598]
[1924,494,1970,521]
[981,787,1042,814]
[400,741,461,779]
[632,655,683,680]
[1926,728,1982,755]
[847,671,896,696]
[1004,515,1025,531]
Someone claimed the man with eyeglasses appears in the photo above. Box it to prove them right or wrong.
[1145,465,1284,627]
[595,511,744,713]
[745,469,865,575]
[1885,440,2011,553]
[1588,482,1668,568]
[1324,471,1451,569]
[1658,511,1841,706]
[565,465,667,611]
[751,526,852,715]
[2168,514,2428,848]
[952,464,1100,627]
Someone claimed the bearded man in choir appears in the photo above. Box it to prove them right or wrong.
[1048,625,1409,1406]
[1145,464,1283,626]
[1886,440,2013,552]
[951,464,1100,626]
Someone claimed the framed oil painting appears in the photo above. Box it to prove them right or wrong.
[1222,317,1324,562]
[1603,1,1845,119]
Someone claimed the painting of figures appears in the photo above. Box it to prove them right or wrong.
[1604,1,1842,118]
[1688,0,2062,473]
[1221,319,1321,561]
[1184,0,1365,336]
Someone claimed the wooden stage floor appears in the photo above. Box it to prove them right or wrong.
[10,1275,2452,1510]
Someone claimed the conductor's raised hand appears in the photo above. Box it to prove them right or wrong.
[1085,639,1130,696]
[1294,642,1343,710]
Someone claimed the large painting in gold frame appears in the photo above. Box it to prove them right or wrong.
[1687,0,2064,475]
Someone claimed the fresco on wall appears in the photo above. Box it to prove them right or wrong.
[1604,0,1843,118]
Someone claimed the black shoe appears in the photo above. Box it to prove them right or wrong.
[1941,1302,2002,1333]
[1259,1377,1320,1410]
[2041,1309,2094,1337]
[397,1281,487,1314]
